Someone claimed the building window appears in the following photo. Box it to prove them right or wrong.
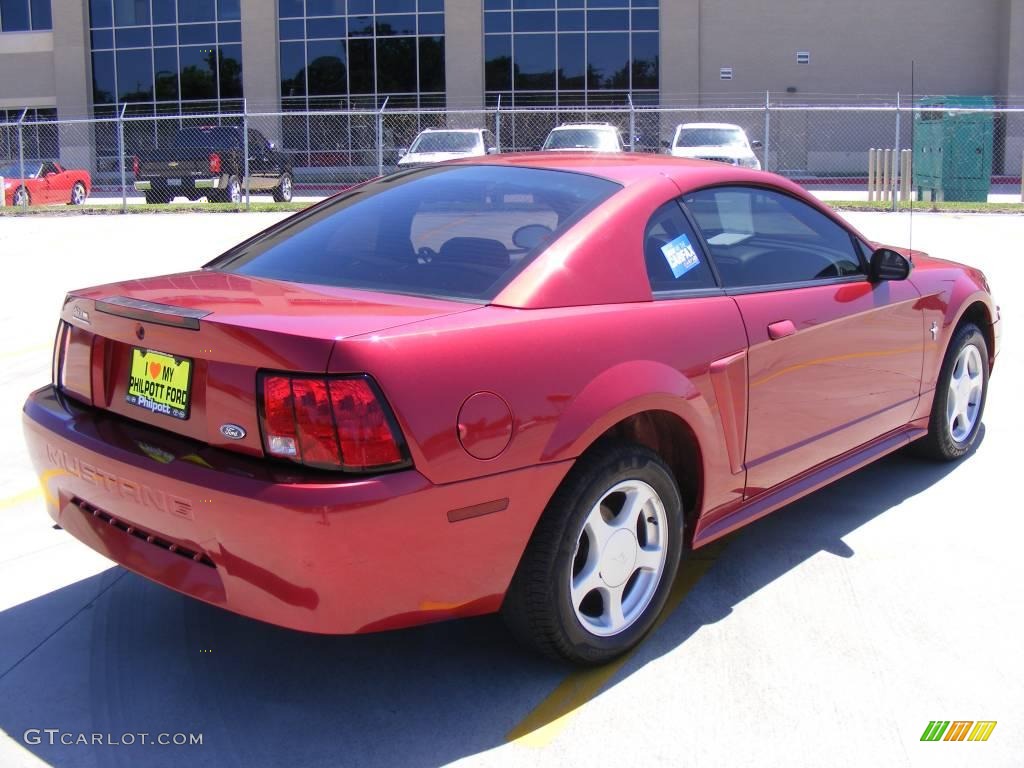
[278,0,445,108]
[484,0,658,107]
[88,0,244,159]
[0,0,52,31]
[278,0,446,168]
[0,108,58,161]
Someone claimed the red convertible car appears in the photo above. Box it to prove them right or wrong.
[23,154,998,664]
[2,160,91,206]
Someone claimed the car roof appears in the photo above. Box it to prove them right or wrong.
[443,151,797,195]
[551,123,617,130]
[418,128,484,134]
[678,123,745,130]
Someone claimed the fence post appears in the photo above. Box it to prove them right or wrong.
[892,93,901,211]
[763,91,771,172]
[242,98,250,209]
[376,96,389,177]
[495,94,502,152]
[117,104,127,213]
[17,109,27,208]
[628,93,636,152]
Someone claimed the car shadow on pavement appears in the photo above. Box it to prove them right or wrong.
[0,434,981,768]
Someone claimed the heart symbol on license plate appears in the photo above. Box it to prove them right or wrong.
[149,361,162,379]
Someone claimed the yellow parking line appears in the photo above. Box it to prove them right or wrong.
[506,544,723,748]
[0,486,43,510]
[0,342,50,360]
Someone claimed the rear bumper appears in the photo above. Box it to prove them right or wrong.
[134,178,222,192]
[23,386,569,634]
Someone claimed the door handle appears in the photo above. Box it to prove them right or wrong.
[767,320,797,340]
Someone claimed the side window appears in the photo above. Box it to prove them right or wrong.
[683,186,863,288]
[643,201,718,293]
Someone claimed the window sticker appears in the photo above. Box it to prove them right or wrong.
[661,233,701,279]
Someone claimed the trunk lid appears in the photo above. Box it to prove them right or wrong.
[60,270,476,457]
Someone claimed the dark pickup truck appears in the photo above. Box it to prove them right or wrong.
[133,126,293,204]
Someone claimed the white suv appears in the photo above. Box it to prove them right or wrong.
[668,123,762,169]
[542,123,625,152]
[398,128,498,167]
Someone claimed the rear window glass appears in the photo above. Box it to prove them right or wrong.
[544,129,619,151]
[208,165,620,301]
[173,127,240,149]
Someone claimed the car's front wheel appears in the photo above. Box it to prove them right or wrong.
[503,443,684,664]
[913,321,989,460]
[12,186,30,207]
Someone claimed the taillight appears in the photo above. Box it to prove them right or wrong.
[209,152,221,174]
[132,155,139,176]
[53,320,70,387]
[259,374,408,472]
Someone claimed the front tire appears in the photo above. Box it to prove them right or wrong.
[503,443,684,665]
[913,322,989,461]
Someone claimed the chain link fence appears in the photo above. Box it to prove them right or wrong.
[2,98,1023,208]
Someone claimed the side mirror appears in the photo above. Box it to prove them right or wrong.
[267,141,276,151]
[486,147,500,155]
[750,140,763,150]
[397,148,407,157]
[869,248,912,282]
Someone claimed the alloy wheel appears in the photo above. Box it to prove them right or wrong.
[570,479,668,637]
[946,343,984,443]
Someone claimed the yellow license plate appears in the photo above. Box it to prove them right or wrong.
[126,348,193,420]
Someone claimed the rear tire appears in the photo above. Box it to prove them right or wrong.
[502,443,684,665]
[272,172,294,202]
[912,322,989,461]
[69,181,87,205]
[12,186,30,207]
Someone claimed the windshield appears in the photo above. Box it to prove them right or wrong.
[409,132,481,154]
[208,165,620,301]
[173,127,241,149]
[544,129,619,151]
[675,128,746,148]
[0,162,38,178]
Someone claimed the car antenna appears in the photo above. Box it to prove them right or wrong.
[908,60,915,259]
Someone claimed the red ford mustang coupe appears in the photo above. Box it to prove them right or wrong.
[23,154,998,664]
[2,160,91,206]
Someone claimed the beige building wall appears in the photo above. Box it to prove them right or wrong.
[444,0,485,119]
[0,32,55,109]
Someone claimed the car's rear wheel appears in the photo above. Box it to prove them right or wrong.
[912,322,989,461]
[145,189,171,205]
[223,176,242,204]
[69,181,87,205]
[503,443,683,665]
[12,186,30,207]
[273,172,294,202]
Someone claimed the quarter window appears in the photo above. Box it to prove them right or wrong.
[643,201,717,293]
[684,187,863,288]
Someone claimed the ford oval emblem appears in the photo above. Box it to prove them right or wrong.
[219,424,246,440]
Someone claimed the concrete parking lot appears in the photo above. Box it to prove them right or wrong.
[0,210,1021,768]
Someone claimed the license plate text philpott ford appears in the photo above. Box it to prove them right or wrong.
[126,348,192,420]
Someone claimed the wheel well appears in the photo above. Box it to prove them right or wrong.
[589,410,703,535]
[957,301,994,365]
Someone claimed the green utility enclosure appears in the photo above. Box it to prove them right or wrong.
[912,95,994,202]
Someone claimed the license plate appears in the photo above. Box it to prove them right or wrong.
[167,178,182,186]
[126,348,193,420]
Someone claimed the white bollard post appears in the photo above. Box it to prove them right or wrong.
[882,148,891,203]
[868,149,877,202]
[0,177,4,207]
